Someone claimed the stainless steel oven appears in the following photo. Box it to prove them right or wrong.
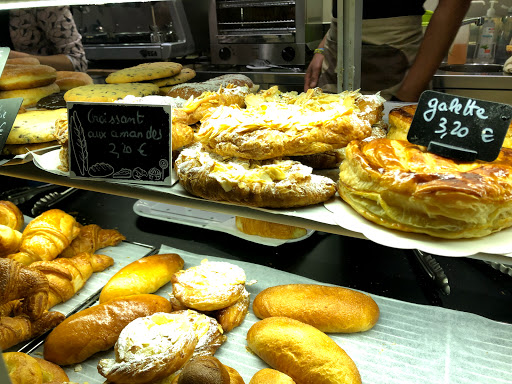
[208,0,323,65]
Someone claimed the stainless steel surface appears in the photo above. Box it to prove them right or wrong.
[72,0,195,61]
[438,63,504,73]
[208,0,324,65]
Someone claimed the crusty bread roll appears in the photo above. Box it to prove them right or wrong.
[0,82,60,107]
[99,253,185,303]
[249,368,296,384]
[55,71,93,91]
[235,217,307,240]
[252,284,379,333]
[0,64,57,91]
[43,294,172,365]
[3,352,44,384]
[6,57,40,65]
[247,317,362,384]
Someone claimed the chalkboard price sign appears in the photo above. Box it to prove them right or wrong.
[68,102,173,185]
[0,98,23,155]
[407,90,512,162]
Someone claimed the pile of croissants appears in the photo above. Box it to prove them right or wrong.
[0,200,125,350]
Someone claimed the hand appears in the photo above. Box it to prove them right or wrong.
[304,53,324,92]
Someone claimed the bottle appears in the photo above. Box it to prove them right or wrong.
[474,1,498,63]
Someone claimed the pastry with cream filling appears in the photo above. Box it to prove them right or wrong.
[338,138,512,238]
[174,143,336,208]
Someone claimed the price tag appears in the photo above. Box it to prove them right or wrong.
[0,47,10,76]
[0,98,24,157]
[68,102,174,185]
[407,90,512,162]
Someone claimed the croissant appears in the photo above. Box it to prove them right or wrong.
[59,224,125,258]
[0,259,49,320]
[8,209,81,265]
[0,224,22,257]
[30,252,114,309]
[0,310,65,350]
[0,201,24,231]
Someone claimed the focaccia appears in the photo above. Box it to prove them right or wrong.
[337,138,512,239]
[174,143,336,208]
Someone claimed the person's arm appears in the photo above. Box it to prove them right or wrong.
[304,34,328,91]
[393,0,472,101]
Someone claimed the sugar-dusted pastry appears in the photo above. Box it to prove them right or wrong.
[338,138,512,239]
[97,312,198,384]
[171,259,246,311]
[196,88,384,160]
[174,143,336,208]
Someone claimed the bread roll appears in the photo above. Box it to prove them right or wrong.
[0,64,57,91]
[249,368,296,384]
[252,284,379,333]
[55,71,94,91]
[43,294,172,365]
[174,356,230,384]
[247,317,361,384]
[235,217,307,240]
[99,253,185,303]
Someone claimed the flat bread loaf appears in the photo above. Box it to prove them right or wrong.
[105,61,183,84]
[0,82,60,107]
[0,64,57,91]
[64,83,159,102]
[7,108,66,144]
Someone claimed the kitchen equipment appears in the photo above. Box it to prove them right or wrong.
[31,187,78,216]
[0,183,61,205]
[72,0,195,61]
[208,0,324,66]
[246,58,301,71]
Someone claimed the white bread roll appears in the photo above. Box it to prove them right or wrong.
[247,317,361,384]
[99,253,184,304]
[249,368,296,383]
[252,284,379,333]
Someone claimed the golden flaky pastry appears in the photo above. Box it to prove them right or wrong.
[338,138,512,239]
[195,88,384,160]
[388,104,512,149]
[174,143,336,208]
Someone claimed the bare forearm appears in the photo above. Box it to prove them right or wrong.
[33,54,74,71]
[395,0,472,101]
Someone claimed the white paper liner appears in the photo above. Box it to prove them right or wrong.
[324,197,512,257]
[29,148,512,258]
[133,200,315,246]
[28,244,512,384]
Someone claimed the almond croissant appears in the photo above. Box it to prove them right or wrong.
[0,259,49,320]
[8,209,81,266]
[0,200,24,231]
[0,224,22,257]
[59,224,125,258]
[0,310,65,350]
[31,252,114,309]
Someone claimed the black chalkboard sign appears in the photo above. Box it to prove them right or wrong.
[68,102,173,185]
[407,90,512,162]
[0,98,23,155]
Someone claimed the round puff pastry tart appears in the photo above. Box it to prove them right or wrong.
[174,143,336,208]
[171,259,246,311]
[338,138,512,239]
[97,312,198,384]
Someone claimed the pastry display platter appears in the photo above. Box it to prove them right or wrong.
[25,244,512,384]
[27,148,512,260]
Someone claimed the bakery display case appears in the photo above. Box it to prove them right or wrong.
[1,1,512,384]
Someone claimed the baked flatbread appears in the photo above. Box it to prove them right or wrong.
[105,62,182,84]
[152,67,196,87]
[7,108,66,144]
[64,83,159,102]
